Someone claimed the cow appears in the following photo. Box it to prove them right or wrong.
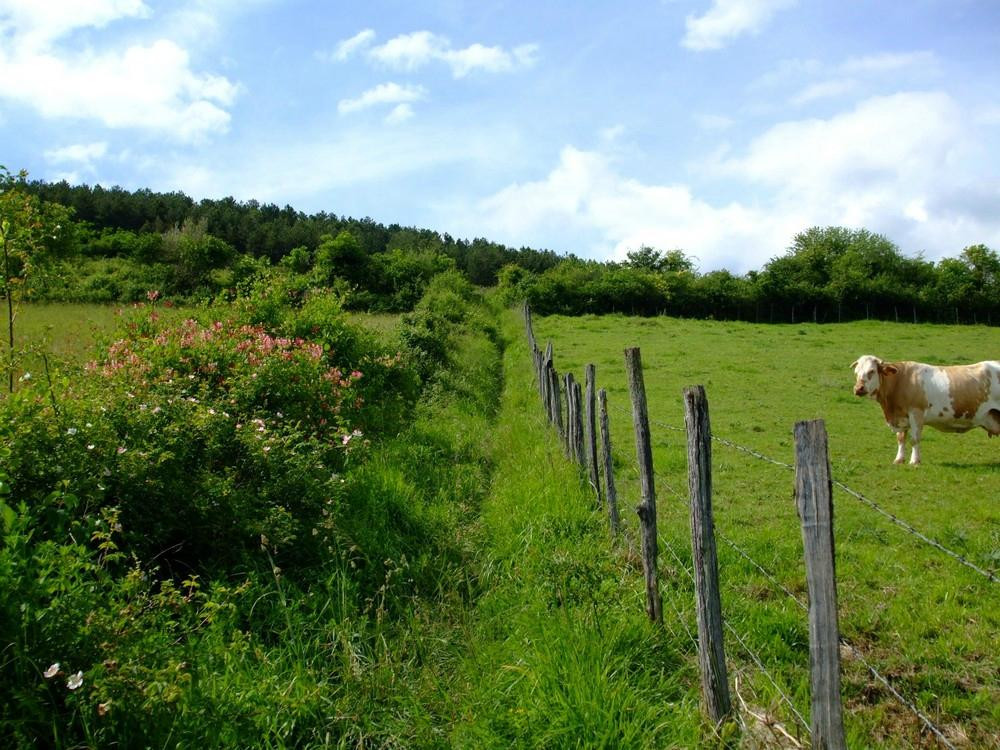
[851,355,1000,464]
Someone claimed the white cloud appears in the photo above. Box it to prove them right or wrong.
[338,82,426,115]
[368,31,538,77]
[449,91,1000,271]
[326,28,375,62]
[683,0,796,52]
[369,30,440,71]
[449,146,786,270]
[840,51,936,75]
[44,142,108,166]
[385,103,414,125]
[0,0,238,142]
[790,79,857,105]
[757,50,938,106]
[0,0,150,46]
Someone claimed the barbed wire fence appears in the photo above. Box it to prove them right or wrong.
[521,302,991,749]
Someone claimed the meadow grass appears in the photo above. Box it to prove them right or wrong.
[7,302,120,380]
[9,301,997,747]
[446,310,711,749]
[532,313,1000,748]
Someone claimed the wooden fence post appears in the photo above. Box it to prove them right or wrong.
[585,365,601,506]
[624,347,662,624]
[683,386,732,725]
[549,367,564,440]
[564,373,575,458]
[598,388,621,535]
[572,380,585,468]
[541,343,554,418]
[794,419,847,750]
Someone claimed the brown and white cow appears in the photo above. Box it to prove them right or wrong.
[851,355,1000,464]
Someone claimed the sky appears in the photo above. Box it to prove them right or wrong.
[1,0,999,273]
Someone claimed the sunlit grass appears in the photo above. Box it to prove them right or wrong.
[533,313,1000,747]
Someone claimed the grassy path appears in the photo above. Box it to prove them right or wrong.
[438,309,705,748]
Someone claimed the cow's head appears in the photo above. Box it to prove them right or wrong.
[851,355,897,397]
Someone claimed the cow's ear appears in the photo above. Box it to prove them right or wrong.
[881,364,898,375]
[850,360,858,369]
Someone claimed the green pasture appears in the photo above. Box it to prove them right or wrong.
[532,313,1000,748]
[8,302,119,369]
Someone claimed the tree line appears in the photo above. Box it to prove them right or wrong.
[501,227,1000,325]
[6,174,1000,324]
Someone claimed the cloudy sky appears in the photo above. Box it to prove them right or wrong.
[2,0,999,272]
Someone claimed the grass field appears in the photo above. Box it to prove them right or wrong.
[7,301,997,747]
[7,302,121,376]
[532,313,1000,748]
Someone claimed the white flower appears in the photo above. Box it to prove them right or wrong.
[66,671,84,690]
[18,372,31,382]
[66,428,78,436]
[43,663,60,679]
[87,444,95,451]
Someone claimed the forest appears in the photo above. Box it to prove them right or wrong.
[6,171,1000,325]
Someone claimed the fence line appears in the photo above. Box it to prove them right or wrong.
[841,641,959,750]
[620,406,997,585]
[660,525,811,740]
[521,305,978,747]
[831,479,998,583]
[657,465,959,750]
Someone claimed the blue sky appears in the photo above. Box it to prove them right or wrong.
[2,0,999,272]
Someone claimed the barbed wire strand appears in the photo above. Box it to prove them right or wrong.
[610,404,997,584]
[830,479,997,583]
[651,462,964,748]
[660,530,811,738]
[578,393,973,744]
[840,641,958,750]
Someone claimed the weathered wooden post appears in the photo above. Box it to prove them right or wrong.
[584,365,602,506]
[598,388,621,535]
[549,367,564,439]
[624,347,662,624]
[564,373,575,458]
[794,419,847,750]
[683,386,732,725]
[572,380,585,468]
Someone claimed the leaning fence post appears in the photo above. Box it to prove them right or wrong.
[584,365,601,506]
[683,386,732,725]
[598,389,621,535]
[625,347,662,624]
[794,419,847,750]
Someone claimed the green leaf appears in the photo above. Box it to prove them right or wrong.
[0,499,15,533]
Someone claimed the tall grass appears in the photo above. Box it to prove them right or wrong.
[445,310,710,749]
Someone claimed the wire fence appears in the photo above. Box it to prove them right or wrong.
[633,404,975,748]
[522,303,989,748]
[634,408,997,585]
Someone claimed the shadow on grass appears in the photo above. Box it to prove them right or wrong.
[938,460,1000,471]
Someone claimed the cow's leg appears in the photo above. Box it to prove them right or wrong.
[894,430,907,464]
[908,411,924,465]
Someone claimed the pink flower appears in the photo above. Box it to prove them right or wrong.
[146,290,160,302]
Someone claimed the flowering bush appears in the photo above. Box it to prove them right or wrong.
[2,302,383,575]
